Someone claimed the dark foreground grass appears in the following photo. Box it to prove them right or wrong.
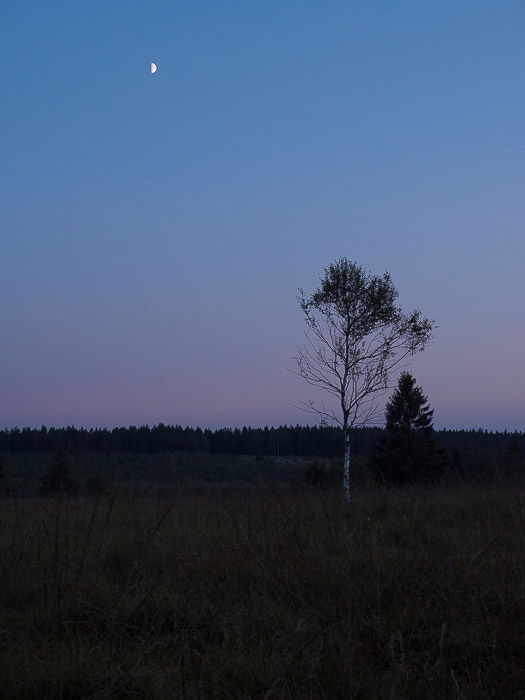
[0,482,523,698]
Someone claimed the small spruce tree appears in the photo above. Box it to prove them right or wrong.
[370,372,447,485]
[40,450,78,496]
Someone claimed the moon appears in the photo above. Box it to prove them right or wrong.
[150,62,157,74]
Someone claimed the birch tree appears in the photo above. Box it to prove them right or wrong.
[293,258,433,501]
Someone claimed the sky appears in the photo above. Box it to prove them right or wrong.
[2,1,525,431]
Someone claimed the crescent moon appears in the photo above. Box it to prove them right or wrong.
[150,62,157,74]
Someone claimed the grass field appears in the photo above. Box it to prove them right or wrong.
[0,481,523,698]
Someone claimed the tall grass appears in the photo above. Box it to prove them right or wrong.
[0,482,523,698]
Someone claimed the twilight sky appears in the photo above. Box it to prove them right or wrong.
[2,1,525,431]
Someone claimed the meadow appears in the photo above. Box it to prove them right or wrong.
[0,479,523,699]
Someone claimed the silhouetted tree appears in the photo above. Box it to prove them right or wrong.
[369,372,446,485]
[293,259,433,500]
[40,450,78,496]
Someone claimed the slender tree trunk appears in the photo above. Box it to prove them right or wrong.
[343,425,351,502]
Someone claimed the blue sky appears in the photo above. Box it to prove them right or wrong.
[2,1,525,430]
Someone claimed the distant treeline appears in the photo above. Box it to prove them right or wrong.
[1,423,524,460]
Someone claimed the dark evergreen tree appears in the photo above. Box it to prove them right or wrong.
[40,450,78,496]
[369,372,447,485]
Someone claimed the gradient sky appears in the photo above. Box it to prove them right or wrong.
[2,1,525,431]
